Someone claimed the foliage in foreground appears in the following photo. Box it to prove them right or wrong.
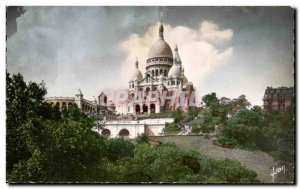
[6,72,259,183]
[201,93,295,164]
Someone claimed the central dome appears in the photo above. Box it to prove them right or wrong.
[148,22,173,60]
[148,39,173,59]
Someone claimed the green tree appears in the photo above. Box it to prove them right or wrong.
[217,109,262,148]
[106,138,135,161]
[8,117,109,182]
[172,108,184,123]
[6,72,61,174]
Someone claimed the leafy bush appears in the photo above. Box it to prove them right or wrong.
[164,122,181,133]
[106,138,135,161]
[136,133,149,144]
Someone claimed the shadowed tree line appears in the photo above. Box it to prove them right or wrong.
[6,73,259,183]
[198,92,295,164]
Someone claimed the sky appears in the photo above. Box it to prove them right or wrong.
[6,6,294,106]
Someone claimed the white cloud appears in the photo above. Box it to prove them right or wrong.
[119,21,234,102]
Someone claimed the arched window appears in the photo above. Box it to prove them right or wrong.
[164,70,167,76]
[119,129,130,137]
[142,104,148,113]
[135,104,141,114]
[62,102,67,110]
[55,102,60,107]
[146,74,150,83]
[160,69,163,75]
[150,104,155,113]
[152,70,154,76]
[155,69,158,76]
[101,129,111,136]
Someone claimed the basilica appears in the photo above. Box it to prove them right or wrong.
[115,21,195,115]
[45,21,195,116]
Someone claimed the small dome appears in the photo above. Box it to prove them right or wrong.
[131,69,143,81]
[182,75,188,84]
[148,39,173,59]
[168,64,181,78]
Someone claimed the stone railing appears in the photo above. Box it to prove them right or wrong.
[45,97,75,100]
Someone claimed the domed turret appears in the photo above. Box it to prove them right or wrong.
[182,75,188,85]
[168,63,181,78]
[131,59,143,81]
[174,44,182,67]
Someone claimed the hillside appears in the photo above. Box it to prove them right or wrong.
[149,136,294,183]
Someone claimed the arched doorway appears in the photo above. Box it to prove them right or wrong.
[135,104,140,114]
[55,102,60,107]
[61,102,67,110]
[101,129,111,137]
[68,102,72,109]
[150,104,155,113]
[119,129,129,137]
[142,104,148,113]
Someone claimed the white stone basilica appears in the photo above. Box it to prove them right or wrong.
[46,21,196,118]
[115,21,195,115]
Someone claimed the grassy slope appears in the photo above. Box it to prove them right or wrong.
[149,136,293,183]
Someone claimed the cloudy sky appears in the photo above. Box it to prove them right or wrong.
[6,6,294,106]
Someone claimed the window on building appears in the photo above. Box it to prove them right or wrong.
[156,70,158,76]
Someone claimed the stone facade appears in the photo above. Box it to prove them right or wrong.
[115,21,196,115]
[94,118,175,139]
[45,89,97,114]
[263,86,294,112]
[46,21,196,117]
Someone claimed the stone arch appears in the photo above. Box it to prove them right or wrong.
[101,129,111,136]
[142,104,148,113]
[119,129,129,137]
[150,103,155,113]
[146,87,150,93]
[55,102,60,107]
[135,104,140,114]
[61,102,67,110]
